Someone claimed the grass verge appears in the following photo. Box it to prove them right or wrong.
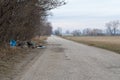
[0,36,48,80]
[0,47,28,79]
[63,36,120,54]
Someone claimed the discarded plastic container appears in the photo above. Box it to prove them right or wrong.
[10,40,16,47]
[37,45,46,49]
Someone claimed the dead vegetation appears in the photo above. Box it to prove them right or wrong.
[32,36,48,45]
[0,0,65,43]
[0,47,27,79]
[0,0,66,79]
[0,36,48,80]
[63,36,120,54]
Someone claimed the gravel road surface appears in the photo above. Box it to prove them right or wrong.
[18,36,120,80]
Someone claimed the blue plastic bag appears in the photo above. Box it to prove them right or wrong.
[10,40,16,47]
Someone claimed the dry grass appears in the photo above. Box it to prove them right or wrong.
[63,36,120,54]
[32,36,48,45]
[0,36,48,79]
[0,47,28,79]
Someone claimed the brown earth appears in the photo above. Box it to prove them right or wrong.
[0,48,45,80]
[0,36,47,80]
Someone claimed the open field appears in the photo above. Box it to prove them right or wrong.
[63,36,120,54]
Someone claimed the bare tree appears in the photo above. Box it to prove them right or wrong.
[83,28,92,36]
[0,0,66,45]
[82,28,103,36]
[65,30,70,34]
[54,27,62,36]
[72,30,81,36]
[91,29,103,36]
[105,20,120,36]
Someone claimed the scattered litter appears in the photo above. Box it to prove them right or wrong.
[37,45,46,49]
[17,40,28,48]
[10,40,46,49]
[27,41,36,48]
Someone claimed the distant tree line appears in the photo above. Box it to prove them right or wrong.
[55,20,120,36]
[53,27,62,36]
[83,20,120,36]
[0,0,65,44]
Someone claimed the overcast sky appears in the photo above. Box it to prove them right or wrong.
[48,0,120,32]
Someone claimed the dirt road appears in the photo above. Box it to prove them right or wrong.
[17,36,120,80]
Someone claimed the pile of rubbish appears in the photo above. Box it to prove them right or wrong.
[10,39,46,49]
